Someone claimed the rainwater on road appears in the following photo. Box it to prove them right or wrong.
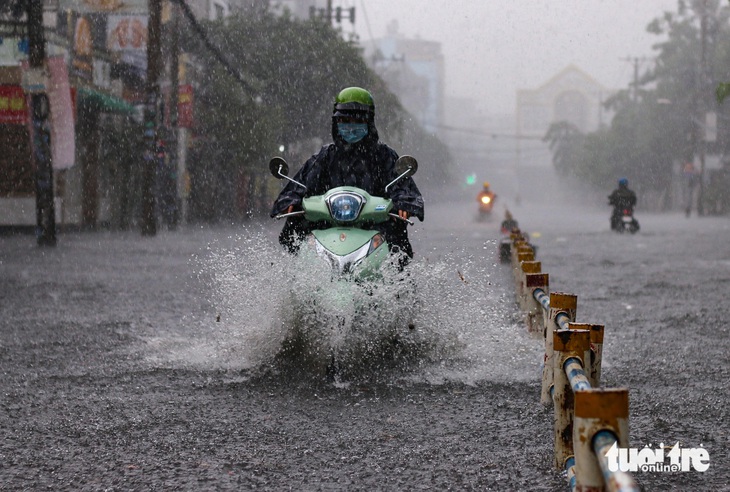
[1,197,728,491]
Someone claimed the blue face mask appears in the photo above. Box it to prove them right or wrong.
[337,122,368,144]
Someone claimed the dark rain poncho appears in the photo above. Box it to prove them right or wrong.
[270,125,424,256]
[608,186,637,210]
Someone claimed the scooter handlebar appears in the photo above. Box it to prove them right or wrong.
[274,210,306,220]
[274,210,413,225]
[389,212,414,226]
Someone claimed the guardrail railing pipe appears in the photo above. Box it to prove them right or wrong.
[532,287,550,312]
[566,456,577,492]
[541,292,577,404]
[593,431,641,492]
[569,322,605,388]
[574,388,637,492]
[553,328,591,469]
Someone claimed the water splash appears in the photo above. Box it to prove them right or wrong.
[149,226,542,384]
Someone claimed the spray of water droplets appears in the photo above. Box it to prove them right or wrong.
[151,226,542,384]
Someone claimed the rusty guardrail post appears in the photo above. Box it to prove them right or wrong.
[569,322,605,388]
[518,260,541,310]
[553,328,591,470]
[541,292,577,404]
[524,273,548,335]
[588,324,604,388]
[509,230,528,266]
[513,245,534,286]
[574,388,638,492]
[509,233,525,265]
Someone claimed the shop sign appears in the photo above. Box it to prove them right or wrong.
[0,85,27,125]
[178,84,193,128]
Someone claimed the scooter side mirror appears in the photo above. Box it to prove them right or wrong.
[395,155,418,178]
[385,155,418,193]
[268,156,308,191]
[269,157,289,178]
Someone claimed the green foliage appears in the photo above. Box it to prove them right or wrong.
[717,82,730,103]
[180,12,406,171]
[177,10,451,219]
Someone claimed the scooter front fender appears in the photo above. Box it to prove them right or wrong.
[311,228,390,278]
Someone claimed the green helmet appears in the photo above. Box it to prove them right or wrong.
[333,87,375,120]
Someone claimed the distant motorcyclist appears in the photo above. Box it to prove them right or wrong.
[608,178,637,230]
[270,87,424,259]
[476,181,496,218]
[500,209,519,235]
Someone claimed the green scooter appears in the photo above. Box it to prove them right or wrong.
[269,155,418,279]
[269,155,420,377]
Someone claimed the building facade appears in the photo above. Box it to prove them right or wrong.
[517,64,609,139]
[362,21,444,134]
[0,0,242,228]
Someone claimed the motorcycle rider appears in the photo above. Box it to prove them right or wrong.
[270,87,424,261]
[608,177,637,230]
[477,181,496,211]
[500,209,519,235]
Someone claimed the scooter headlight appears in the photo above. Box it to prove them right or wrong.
[481,195,492,205]
[327,192,365,222]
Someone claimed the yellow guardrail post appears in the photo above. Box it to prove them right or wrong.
[569,322,605,388]
[518,260,541,309]
[542,292,577,405]
[574,388,636,492]
[525,272,548,335]
[553,328,591,470]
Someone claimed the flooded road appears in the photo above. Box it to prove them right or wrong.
[1,197,728,490]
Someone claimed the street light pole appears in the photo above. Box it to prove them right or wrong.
[167,1,181,227]
[27,0,56,246]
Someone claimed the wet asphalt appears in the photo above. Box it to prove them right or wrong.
[1,199,728,491]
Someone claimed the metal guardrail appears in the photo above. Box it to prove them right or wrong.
[532,287,550,311]
[593,431,642,492]
[563,357,591,392]
[505,225,639,492]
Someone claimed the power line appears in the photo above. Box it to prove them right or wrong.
[173,0,256,94]
[437,123,544,139]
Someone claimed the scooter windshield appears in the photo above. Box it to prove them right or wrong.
[327,192,364,222]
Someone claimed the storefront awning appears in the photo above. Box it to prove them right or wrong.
[77,87,135,115]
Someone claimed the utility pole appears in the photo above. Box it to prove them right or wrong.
[697,0,708,216]
[165,1,181,228]
[621,57,648,103]
[27,0,56,246]
[632,58,639,103]
[309,1,356,25]
[141,0,162,236]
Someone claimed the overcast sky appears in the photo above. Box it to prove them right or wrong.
[352,0,678,114]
